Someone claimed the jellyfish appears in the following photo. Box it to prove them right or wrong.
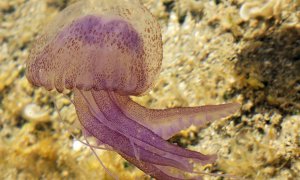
[26,0,240,179]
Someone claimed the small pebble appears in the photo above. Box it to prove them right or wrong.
[22,103,50,122]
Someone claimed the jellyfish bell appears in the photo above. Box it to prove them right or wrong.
[26,0,162,95]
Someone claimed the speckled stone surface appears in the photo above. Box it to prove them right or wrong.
[0,0,299,179]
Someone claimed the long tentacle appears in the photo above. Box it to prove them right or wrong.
[74,89,198,171]
[120,152,189,180]
[110,92,240,139]
[88,90,216,165]
[83,133,119,180]
[52,94,112,151]
[73,90,240,179]
[52,93,118,179]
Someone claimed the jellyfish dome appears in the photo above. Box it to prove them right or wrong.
[26,0,162,95]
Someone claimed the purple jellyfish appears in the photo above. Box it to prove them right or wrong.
[26,0,240,179]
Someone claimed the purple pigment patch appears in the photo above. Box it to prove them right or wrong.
[59,15,142,52]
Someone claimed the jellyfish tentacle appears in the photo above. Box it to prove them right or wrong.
[89,90,216,165]
[83,133,119,180]
[120,152,192,180]
[57,90,235,180]
[110,93,240,139]
[52,93,111,151]
[74,89,197,171]
[130,140,140,161]
[78,89,213,165]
